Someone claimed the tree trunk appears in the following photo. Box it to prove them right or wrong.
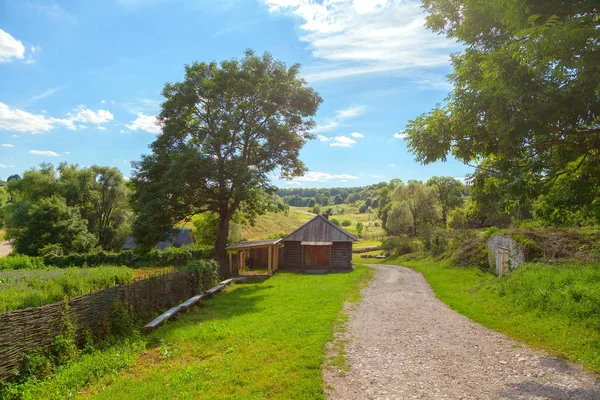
[214,213,231,278]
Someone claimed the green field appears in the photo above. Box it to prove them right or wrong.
[13,266,373,399]
[0,266,134,311]
[376,256,600,373]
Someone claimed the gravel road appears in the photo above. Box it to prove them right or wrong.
[324,264,599,400]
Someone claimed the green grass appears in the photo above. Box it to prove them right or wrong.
[241,208,314,240]
[0,266,134,311]
[384,256,600,373]
[0,254,45,271]
[16,266,373,399]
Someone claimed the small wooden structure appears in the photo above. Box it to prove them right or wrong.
[226,238,281,276]
[281,214,356,270]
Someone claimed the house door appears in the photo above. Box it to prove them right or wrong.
[304,246,330,268]
[497,247,510,275]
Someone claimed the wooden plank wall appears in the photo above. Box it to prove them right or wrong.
[282,241,302,268]
[331,242,352,269]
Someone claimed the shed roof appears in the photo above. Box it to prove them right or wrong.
[283,215,356,243]
[226,238,282,251]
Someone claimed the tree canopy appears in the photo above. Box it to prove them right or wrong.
[131,50,322,270]
[405,0,600,223]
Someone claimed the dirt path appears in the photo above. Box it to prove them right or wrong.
[0,241,13,257]
[325,264,599,400]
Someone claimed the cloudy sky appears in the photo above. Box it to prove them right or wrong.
[0,0,470,187]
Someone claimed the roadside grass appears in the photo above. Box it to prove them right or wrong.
[384,256,600,373]
[24,266,373,399]
[0,266,134,311]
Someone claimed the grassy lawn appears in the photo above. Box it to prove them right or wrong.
[15,266,373,399]
[241,208,313,240]
[381,256,600,373]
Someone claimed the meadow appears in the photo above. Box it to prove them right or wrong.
[11,267,373,399]
[0,266,134,312]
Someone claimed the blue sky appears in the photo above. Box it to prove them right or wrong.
[0,0,472,188]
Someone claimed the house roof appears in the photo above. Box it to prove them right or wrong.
[123,228,195,251]
[283,214,356,243]
[226,238,282,251]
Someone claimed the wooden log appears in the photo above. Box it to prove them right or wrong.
[179,294,203,311]
[219,278,234,286]
[205,285,225,296]
[143,305,182,331]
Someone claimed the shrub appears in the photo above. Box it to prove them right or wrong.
[430,230,449,257]
[447,208,467,229]
[330,218,340,226]
[358,204,368,214]
[341,220,352,227]
[381,236,420,256]
[312,206,321,215]
[452,235,489,270]
[0,255,45,271]
[180,259,219,292]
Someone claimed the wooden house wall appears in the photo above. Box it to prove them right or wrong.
[282,241,302,268]
[331,242,352,269]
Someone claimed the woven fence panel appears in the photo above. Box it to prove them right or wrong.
[0,271,197,380]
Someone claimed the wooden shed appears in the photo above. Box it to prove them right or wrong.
[281,214,356,270]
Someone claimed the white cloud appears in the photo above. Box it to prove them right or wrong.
[290,171,358,182]
[28,1,77,24]
[70,107,114,124]
[350,132,363,138]
[388,163,396,167]
[316,134,330,142]
[126,113,161,134]
[262,0,457,83]
[313,105,366,133]
[64,151,71,154]
[0,102,75,133]
[394,132,407,139]
[101,100,106,104]
[29,150,59,157]
[2,144,15,148]
[30,86,65,102]
[11,134,18,137]
[330,136,356,147]
[0,164,15,168]
[97,126,107,131]
[0,28,25,63]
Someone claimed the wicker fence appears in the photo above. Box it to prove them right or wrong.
[0,271,199,380]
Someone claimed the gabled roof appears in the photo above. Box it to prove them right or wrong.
[283,214,356,243]
[226,238,282,250]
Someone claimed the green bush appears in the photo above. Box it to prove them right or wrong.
[452,235,489,270]
[382,236,421,256]
[430,230,449,256]
[41,247,212,269]
[330,218,340,226]
[0,255,45,271]
[180,259,220,291]
[341,219,352,227]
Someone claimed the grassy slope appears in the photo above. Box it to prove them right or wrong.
[242,206,384,242]
[17,267,374,399]
[377,256,600,373]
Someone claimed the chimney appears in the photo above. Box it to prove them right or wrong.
[322,213,329,220]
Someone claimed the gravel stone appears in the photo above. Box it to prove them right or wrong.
[324,265,600,400]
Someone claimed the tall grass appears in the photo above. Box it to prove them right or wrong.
[495,262,600,330]
[0,266,134,311]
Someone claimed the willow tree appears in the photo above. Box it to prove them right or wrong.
[131,51,322,270]
[405,0,600,216]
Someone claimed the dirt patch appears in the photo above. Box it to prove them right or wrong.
[324,264,599,399]
[0,241,13,257]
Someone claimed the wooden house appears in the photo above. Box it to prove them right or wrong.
[281,214,356,270]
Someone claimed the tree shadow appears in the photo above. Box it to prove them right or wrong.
[150,280,273,336]
[497,381,600,400]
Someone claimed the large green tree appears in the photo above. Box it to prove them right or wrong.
[131,51,322,270]
[405,0,600,212]
[391,181,441,236]
[426,176,464,223]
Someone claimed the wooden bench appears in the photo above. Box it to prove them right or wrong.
[143,305,182,331]
[205,284,225,296]
[179,294,204,311]
[219,278,234,286]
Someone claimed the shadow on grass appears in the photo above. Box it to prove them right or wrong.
[150,280,274,336]
[497,381,600,400]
